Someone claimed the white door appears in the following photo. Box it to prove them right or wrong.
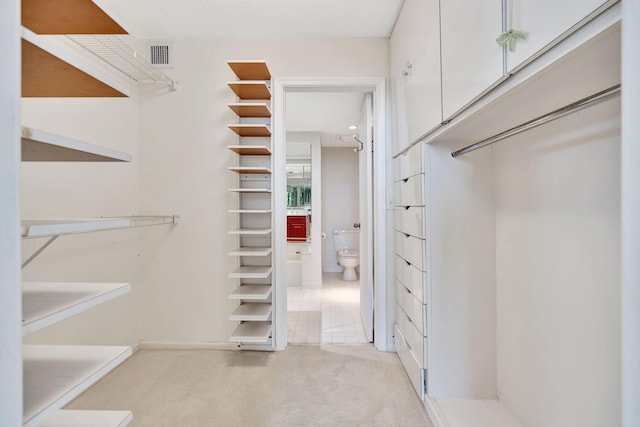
[359,93,374,342]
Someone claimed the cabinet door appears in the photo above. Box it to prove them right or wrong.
[506,0,610,71]
[440,0,504,119]
[390,0,442,150]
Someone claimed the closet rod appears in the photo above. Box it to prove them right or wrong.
[451,84,621,158]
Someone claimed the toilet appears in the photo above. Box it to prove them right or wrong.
[332,229,360,281]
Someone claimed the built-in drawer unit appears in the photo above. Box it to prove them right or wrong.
[395,324,425,399]
[396,303,427,369]
[393,143,423,181]
[395,255,425,303]
[287,215,309,242]
[396,280,426,335]
[394,205,426,239]
[395,231,425,271]
[393,173,424,207]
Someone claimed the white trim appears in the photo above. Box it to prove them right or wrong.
[137,341,240,351]
[273,77,388,352]
[424,396,450,427]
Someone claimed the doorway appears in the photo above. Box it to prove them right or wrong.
[272,78,388,351]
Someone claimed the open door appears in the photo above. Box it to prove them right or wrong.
[359,93,374,342]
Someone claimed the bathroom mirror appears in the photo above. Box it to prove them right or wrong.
[286,143,311,211]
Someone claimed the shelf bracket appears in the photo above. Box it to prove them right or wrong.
[22,235,59,269]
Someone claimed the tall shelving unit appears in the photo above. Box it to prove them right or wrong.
[226,60,275,346]
[19,2,175,426]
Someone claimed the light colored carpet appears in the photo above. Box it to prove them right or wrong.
[68,345,433,427]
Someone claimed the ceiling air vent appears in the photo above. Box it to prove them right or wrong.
[147,42,173,68]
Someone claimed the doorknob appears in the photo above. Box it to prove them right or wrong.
[354,223,361,229]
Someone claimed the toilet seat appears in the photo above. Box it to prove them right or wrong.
[338,249,359,259]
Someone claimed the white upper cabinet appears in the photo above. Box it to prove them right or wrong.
[390,0,442,152]
[440,0,504,120]
[506,0,611,71]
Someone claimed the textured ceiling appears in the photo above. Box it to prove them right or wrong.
[95,0,404,38]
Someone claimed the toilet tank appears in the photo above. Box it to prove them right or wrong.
[332,229,359,252]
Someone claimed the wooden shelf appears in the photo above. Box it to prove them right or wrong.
[227,145,272,155]
[22,28,129,98]
[229,303,272,321]
[228,103,271,118]
[228,124,271,137]
[227,82,271,100]
[229,284,272,301]
[228,209,272,214]
[227,61,271,80]
[227,166,272,174]
[40,410,133,427]
[228,266,273,279]
[23,345,132,427]
[21,127,131,162]
[22,282,131,336]
[21,218,131,239]
[228,188,272,193]
[22,0,128,35]
[229,322,272,343]
[228,228,272,235]
[229,247,272,257]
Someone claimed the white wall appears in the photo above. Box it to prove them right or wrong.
[137,37,388,343]
[321,147,360,272]
[495,99,621,427]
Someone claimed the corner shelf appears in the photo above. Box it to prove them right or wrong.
[40,410,133,427]
[22,282,131,336]
[23,345,132,427]
[228,266,273,279]
[227,124,271,137]
[229,284,272,301]
[227,81,271,100]
[21,27,129,98]
[229,322,272,344]
[229,247,272,257]
[227,61,271,80]
[22,0,127,35]
[229,303,273,321]
[21,127,131,162]
[226,145,272,155]
[228,103,272,118]
[227,166,272,174]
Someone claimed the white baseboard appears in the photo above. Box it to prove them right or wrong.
[424,396,449,427]
[137,341,239,351]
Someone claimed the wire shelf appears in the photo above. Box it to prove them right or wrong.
[67,35,177,90]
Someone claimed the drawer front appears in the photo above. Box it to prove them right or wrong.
[395,231,425,271]
[393,173,424,206]
[395,255,425,303]
[287,215,308,224]
[396,304,427,368]
[395,206,425,239]
[394,143,423,181]
[395,324,425,399]
[396,280,426,335]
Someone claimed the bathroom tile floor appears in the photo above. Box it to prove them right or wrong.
[287,272,368,345]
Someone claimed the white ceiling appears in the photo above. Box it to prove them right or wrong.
[95,0,404,38]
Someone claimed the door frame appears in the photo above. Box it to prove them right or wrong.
[272,77,388,351]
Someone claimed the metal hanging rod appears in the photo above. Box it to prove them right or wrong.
[451,84,621,158]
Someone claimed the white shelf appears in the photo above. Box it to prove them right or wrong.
[22,282,131,336]
[21,216,177,239]
[227,166,272,174]
[229,247,272,256]
[23,345,132,427]
[228,188,272,193]
[21,27,130,98]
[21,127,131,162]
[229,303,272,321]
[228,266,273,279]
[229,322,272,343]
[229,284,272,300]
[228,209,272,214]
[40,410,133,427]
[228,228,272,235]
[21,218,132,239]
